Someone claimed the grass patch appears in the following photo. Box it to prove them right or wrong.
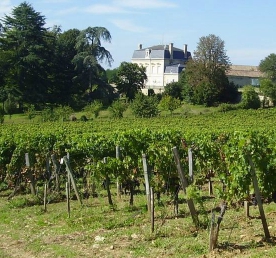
[1,188,276,257]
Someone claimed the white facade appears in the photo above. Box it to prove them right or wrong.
[131,43,191,93]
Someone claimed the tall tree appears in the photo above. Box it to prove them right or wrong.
[114,62,147,100]
[182,34,237,106]
[0,2,50,107]
[259,53,276,82]
[46,27,81,106]
[73,26,113,99]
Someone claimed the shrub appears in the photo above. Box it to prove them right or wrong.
[108,100,128,119]
[218,103,239,112]
[0,108,4,124]
[131,92,159,118]
[54,105,74,121]
[80,115,88,122]
[4,94,17,118]
[40,107,56,122]
[240,86,261,109]
[25,104,36,120]
[159,95,181,114]
[83,100,103,119]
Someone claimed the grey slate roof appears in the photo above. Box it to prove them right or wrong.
[164,64,185,74]
[132,44,191,60]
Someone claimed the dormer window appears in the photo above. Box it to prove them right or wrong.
[145,48,151,58]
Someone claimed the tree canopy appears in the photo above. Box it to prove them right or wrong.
[259,53,276,82]
[114,62,147,100]
[0,2,115,110]
[240,86,261,109]
[0,2,50,107]
[260,78,276,106]
[182,34,238,106]
[163,81,183,100]
[131,92,159,118]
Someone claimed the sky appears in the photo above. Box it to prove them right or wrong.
[1,0,276,69]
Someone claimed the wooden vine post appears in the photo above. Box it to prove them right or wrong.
[25,153,36,195]
[63,156,82,206]
[116,146,121,200]
[66,182,70,218]
[209,212,215,252]
[51,154,60,191]
[150,187,154,233]
[244,200,250,218]
[142,154,151,214]
[188,148,193,183]
[172,147,199,228]
[46,154,51,182]
[247,155,270,239]
[103,157,113,206]
[209,204,226,251]
[43,183,47,212]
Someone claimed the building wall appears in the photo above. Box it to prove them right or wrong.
[227,65,263,87]
[132,58,165,88]
[164,73,179,85]
[228,76,260,87]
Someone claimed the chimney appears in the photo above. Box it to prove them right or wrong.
[169,43,173,59]
[138,44,142,50]
[184,44,188,58]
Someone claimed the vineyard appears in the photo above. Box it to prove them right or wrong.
[1,108,276,257]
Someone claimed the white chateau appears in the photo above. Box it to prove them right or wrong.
[131,43,191,93]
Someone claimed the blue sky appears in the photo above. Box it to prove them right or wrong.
[1,0,276,69]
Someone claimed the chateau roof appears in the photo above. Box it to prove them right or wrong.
[227,65,264,78]
[132,44,191,60]
[164,64,185,74]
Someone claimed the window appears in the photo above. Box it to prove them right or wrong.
[157,66,160,74]
[145,49,151,58]
[251,78,260,86]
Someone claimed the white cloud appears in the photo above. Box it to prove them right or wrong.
[85,4,127,14]
[114,0,177,9]
[84,0,177,15]
[0,0,13,18]
[111,19,149,33]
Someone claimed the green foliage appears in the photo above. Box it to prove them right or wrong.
[4,94,17,117]
[105,68,118,83]
[80,115,88,121]
[73,26,113,96]
[0,2,50,105]
[108,100,128,119]
[217,103,239,112]
[0,107,4,124]
[83,100,103,119]
[114,62,147,100]
[240,86,261,109]
[260,78,276,106]
[54,105,74,121]
[182,34,238,106]
[40,107,56,122]
[159,95,181,114]
[163,82,183,100]
[24,104,36,120]
[259,53,276,82]
[130,92,159,118]
[0,3,115,108]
